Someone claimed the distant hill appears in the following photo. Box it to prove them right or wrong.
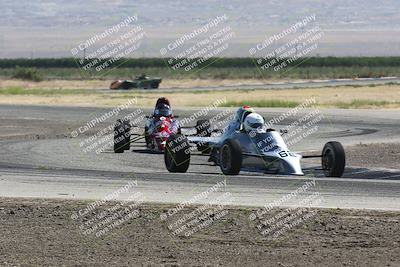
[1,0,400,57]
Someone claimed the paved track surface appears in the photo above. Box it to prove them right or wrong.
[98,77,400,93]
[0,104,399,210]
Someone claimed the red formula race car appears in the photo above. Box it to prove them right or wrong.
[143,116,176,152]
[113,97,211,154]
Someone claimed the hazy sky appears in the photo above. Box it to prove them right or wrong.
[1,0,400,57]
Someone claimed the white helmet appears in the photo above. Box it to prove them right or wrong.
[243,113,265,133]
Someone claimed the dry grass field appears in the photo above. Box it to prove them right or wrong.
[0,79,399,108]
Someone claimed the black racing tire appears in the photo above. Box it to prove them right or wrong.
[219,139,242,175]
[164,134,190,173]
[121,81,132,90]
[150,82,159,89]
[195,120,212,154]
[144,126,150,146]
[322,141,346,177]
[114,119,125,153]
[123,120,131,150]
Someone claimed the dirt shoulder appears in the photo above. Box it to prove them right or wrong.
[303,143,400,170]
[345,143,400,169]
[0,198,399,266]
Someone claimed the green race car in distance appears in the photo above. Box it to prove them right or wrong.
[110,74,162,90]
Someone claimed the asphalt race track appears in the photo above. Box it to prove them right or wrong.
[98,77,400,93]
[0,104,399,211]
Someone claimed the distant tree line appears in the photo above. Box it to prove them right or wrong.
[0,57,399,68]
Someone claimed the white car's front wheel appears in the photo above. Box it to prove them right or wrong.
[322,141,346,177]
[219,139,242,175]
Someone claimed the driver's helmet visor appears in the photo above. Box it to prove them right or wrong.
[242,111,253,122]
[248,122,264,129]
[155,107,172,117]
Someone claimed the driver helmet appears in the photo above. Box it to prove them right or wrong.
[243,113,265,133]
[156,97,170,107]
[154,103,172,117]
[234,105,254,123]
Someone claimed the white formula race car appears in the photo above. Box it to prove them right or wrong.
[164,107,345,177]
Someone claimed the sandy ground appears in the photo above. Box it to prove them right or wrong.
[0,84,400,108]
[0,198,399,266]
